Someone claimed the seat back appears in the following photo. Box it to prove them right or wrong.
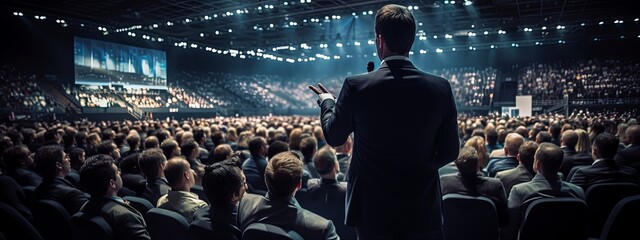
[518,197,588,240]
[242,223,303,240]
[599,194,640,240]
[297,184,356,240]
[146,208,193,240]
[0,202,43,240]
[123,196,155,216]
[70,211,114,240]
[31,199,72,240]
[189,219,241,240]
[442,193,499,240]
[585,182,640,238]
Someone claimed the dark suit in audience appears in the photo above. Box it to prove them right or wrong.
[242,137,269,194]
[570,133,640,190]
[506,143,585,240]
[440,146,508,226]
[33,145,88,215]
[3,145,42,187]
[138,148,171,205]
[238,152,339,240]
[558,130,593,178]
[0,175,33,222]
[496,141,538,195]
[486,133,525,177]
[79,154,151,240]
[192,159,246,239]
[615,125,640,174]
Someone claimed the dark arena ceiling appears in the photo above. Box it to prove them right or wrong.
[3,0,638,61]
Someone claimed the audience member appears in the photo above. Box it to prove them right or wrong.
[486,133,525,177]
[238,151,339,240]
[193,159,247,240]
[242,137,269,195]
[440,146,508,226]
[33,145,88,214]
[2,145,42,187]
[157,157,207,221]
[505,143,585,240]
[496,141,538,195]
[79,154,151,239]
[138,148,171,205]
[558,130,593,178]
[570,133,640,189]
[615,125,640,173]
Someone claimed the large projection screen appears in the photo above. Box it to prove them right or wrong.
[74,37,167,89]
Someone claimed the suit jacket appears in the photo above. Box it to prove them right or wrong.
[238,193,339,240]
[496,164,535,195]
[319,57,459,233]
[505,174,585,240]
[193,204,241,240]
[615,145,640,174]
[242,156,269,194]
[141,177,171,206]
[569,159,640,190]
[559,147,593,178]
[305,178,356,240]
[440,173,508,226]
[33,177,89,215]
[80,197,151,240]
[0,175,33,222]
[487,157,519,177]
[7,167,42,188]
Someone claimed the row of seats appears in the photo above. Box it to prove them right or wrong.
[0,195,303,240]
[441,183,640,240]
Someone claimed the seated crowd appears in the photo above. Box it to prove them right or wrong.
[0,112,638,239]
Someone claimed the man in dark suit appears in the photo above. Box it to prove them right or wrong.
[486,133,524,177]
[440,146,508,227]
[238,151,339,240]
[505,143,585,240]
[570,133,640,189]
[2,145,42,187]
[304,146,356,240]
[496,141,538,195]
[138,148,171,205]
[79,154,151,240]
[33,145,88,215]
[615,125,640,174]
[241,137,269,195]
[558,130,593,178]
[309,4,459,239]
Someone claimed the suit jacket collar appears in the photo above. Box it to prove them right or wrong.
[379,56,415,70]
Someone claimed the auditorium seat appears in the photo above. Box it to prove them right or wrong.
[189,219,241,240]
[31,199,72,240]
[517,197,588,240]
[0,202,43,240]
[242,223,303,240]
[442,193,499,240]
[70,211,114,240]
[585,183,640,238]
[146,208,194,240]
[599,194,640,240]
[123,196,154,216]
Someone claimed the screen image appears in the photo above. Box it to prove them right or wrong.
[74,37,167,89]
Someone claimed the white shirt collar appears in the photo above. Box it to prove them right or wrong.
[380,55,410,66]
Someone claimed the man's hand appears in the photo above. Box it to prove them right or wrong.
[308,83,336,105]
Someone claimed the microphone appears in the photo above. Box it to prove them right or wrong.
[367,61,374,72]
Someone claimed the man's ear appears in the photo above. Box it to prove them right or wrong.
[296,179,302,190]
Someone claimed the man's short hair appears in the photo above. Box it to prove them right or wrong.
[211,144,233,164]
[96,140,117,155]
[80,154,117,197]
[138,148,167,179]
[248,137,267,157]
[203,159,244,207]
[313,146,337,176]
[268,141,289,160]
[455,146,479,175]
[164,157,190,188]
[535,142,564,174]
[593,133,619,158]
[265,152,303,198]
[518,141,539,173]
[160,139,179,159]
[180,138,199,158]
[144,136,160,149]
[299,136,318,160]
[375,4,416,54]
[561,130,579,148]
[34,145,65,180]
